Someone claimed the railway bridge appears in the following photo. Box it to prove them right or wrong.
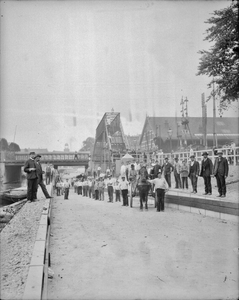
[0,151,90,184]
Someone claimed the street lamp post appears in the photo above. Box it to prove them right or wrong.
[168,128,173,153]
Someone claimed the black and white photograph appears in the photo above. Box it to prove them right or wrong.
[0,0,238,299]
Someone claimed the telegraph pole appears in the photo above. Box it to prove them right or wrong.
[212,80,218,147]
[202,93,207,148]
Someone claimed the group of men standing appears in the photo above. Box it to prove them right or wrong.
[24,152,53,202]
[148,150,229,197]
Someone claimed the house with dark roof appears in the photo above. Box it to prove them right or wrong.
[139,116,239,153]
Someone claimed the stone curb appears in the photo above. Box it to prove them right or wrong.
[165,190,239,223]
[22,196,52,300]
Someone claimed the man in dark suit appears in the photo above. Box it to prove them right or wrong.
[24,151,38,202]
[162,157,174,188]
[200,152,213,195]
[35,154,52,199]
[188,155,200,193]
[153,160,162,179]
[213,150,229,197]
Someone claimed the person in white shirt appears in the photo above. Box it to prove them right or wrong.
[106,175,114,202]
[88,178,93,198]
[114,178,121,202]
[148,170,169,212]
[97,166,101,177]
[119,176,129,206]
[63,179,71,200]
[120,161,127,178]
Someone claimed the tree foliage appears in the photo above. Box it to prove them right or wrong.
[9,142,21,152]
[0,138,9,151]
[80,137,95,151]
[0,138,21,152]
[197,1,239,110]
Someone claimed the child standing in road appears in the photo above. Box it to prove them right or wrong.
[114,178,121,202]
[119,176,129,206]
[63,179,71,200]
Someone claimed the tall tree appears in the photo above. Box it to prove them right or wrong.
[80,137,95,151]
[0,138,9,151]
[8,142,21,152]
[197,1,239,111]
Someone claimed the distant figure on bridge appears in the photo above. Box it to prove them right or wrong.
[24,152,38,202]
[34,154,52,199]
[45,163,51,185]
[74,151,78,160]
[200,152,213,195]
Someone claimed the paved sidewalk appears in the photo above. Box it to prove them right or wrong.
[168,165,239,203]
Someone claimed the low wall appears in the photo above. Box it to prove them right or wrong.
[165,191,239,223]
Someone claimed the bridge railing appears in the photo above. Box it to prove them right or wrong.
[157,146,239,166]
[13,152,90,162]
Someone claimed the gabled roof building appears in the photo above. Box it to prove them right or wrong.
[139,116,239,153]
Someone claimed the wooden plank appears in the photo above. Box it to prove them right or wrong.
[30,240,46,266]
[35,225,47,242]
[22,265,44,300]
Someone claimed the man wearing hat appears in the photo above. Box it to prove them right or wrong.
[188,155,200,193]
[162,157,174,188]
[200,152,213,195]
[24,152,38,202]
[173,157,182,189]
[213,150,229,197]
[34,154,53,199]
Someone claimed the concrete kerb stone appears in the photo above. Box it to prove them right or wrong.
[22,197,52,300]
[166,190,239,222]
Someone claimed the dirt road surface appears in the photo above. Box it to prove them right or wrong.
[48,190,238,300]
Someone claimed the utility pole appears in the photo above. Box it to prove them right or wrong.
[213,80,218,147]
[202,93,207,148]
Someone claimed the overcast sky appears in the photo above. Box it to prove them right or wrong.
[1,0,237,151]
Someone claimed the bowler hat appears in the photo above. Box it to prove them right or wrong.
[190,155,195,158]
[202,152,208,156]
[35,154,41,158]
[29,151,36,155]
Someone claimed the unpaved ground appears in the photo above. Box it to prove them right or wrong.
[48,189,238,300]
[0,185,51,300]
